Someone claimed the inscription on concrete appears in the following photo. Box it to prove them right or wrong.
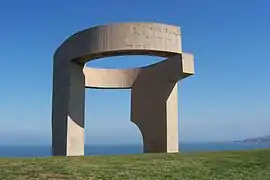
[124,23,180,49]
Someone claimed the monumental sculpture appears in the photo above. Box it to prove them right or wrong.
[51,22,195,156]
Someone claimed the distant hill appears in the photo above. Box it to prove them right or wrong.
[235,135,270,143]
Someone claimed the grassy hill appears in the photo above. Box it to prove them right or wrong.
[0,149,270,180]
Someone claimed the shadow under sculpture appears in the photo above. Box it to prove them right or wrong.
[51,22,195,156]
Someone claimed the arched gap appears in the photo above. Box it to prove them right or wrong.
[85,88,143,155]
[86,55,164,69]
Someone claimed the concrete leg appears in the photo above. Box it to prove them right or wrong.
[51,61,85,156]
[131,55,183,153]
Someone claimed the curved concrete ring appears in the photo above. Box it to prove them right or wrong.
[54,22,194,89]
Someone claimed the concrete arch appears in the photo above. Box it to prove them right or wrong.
[83,53,194,89]
[83,66,141,89]
[54,22,181,63]
[51,22,195,156]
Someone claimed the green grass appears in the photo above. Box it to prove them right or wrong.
[0,149,270,180]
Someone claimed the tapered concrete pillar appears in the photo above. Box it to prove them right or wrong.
[131,55,183,153]
[51,60,85,156]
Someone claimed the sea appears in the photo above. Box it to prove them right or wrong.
[1,142,270,158]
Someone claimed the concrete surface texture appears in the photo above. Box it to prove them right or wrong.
[51,22,195,156]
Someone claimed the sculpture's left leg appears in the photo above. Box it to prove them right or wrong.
[51,60,85,156]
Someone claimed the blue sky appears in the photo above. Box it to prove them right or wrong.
[0,0,269,145]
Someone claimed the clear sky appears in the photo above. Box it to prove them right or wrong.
[0,0,269,145]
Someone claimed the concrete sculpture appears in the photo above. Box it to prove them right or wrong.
[51,22,195,156]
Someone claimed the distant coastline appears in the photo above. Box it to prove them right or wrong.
[234,135,270,143]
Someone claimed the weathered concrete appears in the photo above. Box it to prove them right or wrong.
[51,22,195,156]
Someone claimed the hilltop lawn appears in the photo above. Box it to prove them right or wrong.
[0,149,270,180]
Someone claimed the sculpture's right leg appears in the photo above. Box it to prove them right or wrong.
[131,55,183,153]
[51,60,85,156]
